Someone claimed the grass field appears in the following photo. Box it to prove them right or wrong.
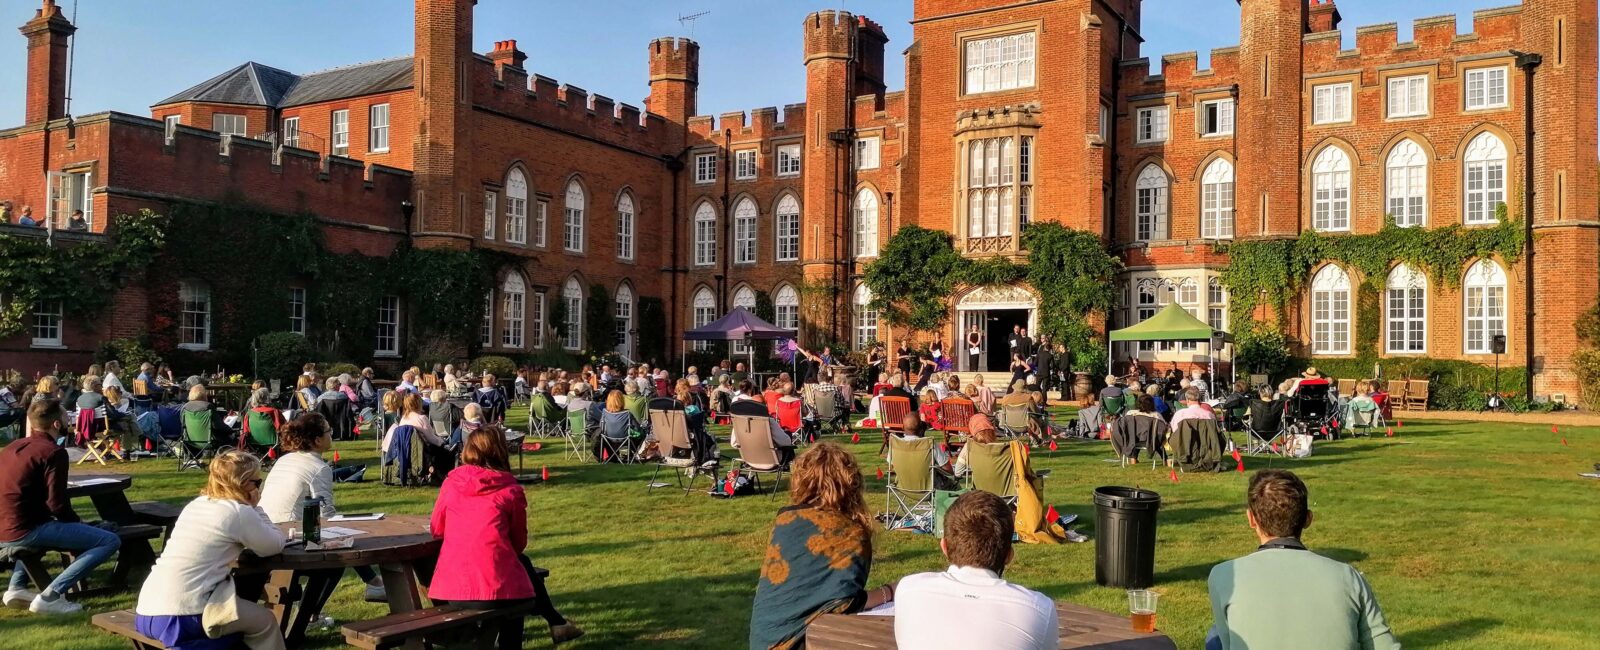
[2,408,1598,649]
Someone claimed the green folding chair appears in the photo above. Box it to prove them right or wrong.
[242,408,280,460]
[180,410,218,470]
[885,436,936,531]
[564,408,594,462]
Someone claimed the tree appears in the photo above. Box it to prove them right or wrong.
[585,284,617,354]
[861,226,971,335]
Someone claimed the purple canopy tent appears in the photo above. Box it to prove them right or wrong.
[680,307,799,376]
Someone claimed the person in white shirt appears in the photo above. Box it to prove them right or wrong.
[134,449,288,650]
[258,413,383,602]
[101,361,124,393]
[894,491,1059,650]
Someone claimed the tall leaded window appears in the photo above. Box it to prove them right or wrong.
[693,202,716,266]
[1207,278,1227,332]
[732,286,757,355]
[1311,265,1351,355]
[1134,165,1168,241]
[734,198,758,264]
[692,287,716,351]
[534,201,548,247]
[1312,147,1351,232]
[775,195,800,262]
[506,169,528,244]
[1386,139,1427,227]
[1463,133,1507,224]
[481,290,494,347]
[616,192,635,261]
[963,136,1031,241]
[501,273,525,350]
[854,189,879,258]
[331,109,349,156]
[563,180,585,252]
[773,284,799,331]
[853,285,879,349]
[1386,264,1427,353]
[530,292,545,349]
[483,190,498,240]
[562,278,583,351]
[179,280,211,350]
[1200,159,1234,239]
[614,284,633,357]
[1463,260,1507,354]
[964,32,1036,94]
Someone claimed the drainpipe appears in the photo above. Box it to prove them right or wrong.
[720,128,732,311]
[1513,51,1541,401]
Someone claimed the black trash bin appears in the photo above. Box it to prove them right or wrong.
[1093,486,1161,588]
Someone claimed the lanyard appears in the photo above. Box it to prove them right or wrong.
[1257,537,1308,551]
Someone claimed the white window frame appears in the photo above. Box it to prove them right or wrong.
[774,284,800,331]
[31,301,63,348]
[562,279,583,351]
[1386,139,1428,227]
[280,117,299,148]
[481,290,495,348]
[375,295,400,357]
[691,288,716,351]
[1386,75,1428,118]
[164,115,181,141]
[614,285,633,357]
[854,188,879,258]
[734,149,758,181]
[179,281,211,351]
[563,180,585,253]
[1135,106,1169,143]
[1311,147,1352,232]
[853,285,879,349]
[1386,264,1427,354]
[1207,277,1228,333]
[369,103,390,152]
[1465,66,1508,111]
[732,287,757,354]
[733,198,758,264]
[693,203,717,266]
[616,193,635,261]
[501,274,525,350]
[331,109,350,156]
[1463,133,1507,224]
[288,287,307,335]
[1200,159,1234,240]
[505,172,527,245]
[533,201,548,248]
[1134,165,1168,241]
[211,113,246,137]
[776,144,802,177]
[963,31,1036,94]
[775,195,800,262]
[531,292,545,349]
[694,153,717,184]
[1310,266,1351,355]
[482,190,498,240]
[1198,98,1234,136]
[1312,83,1352,125]
[49,170,93,231]
[855,137,881,170]
[1098,104,1110,141]
[1463,260,1507,354]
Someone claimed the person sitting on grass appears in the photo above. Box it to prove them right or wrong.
[135,450,287,650]
[750,443,895,650]
[257,414,382,604]
[895,491,1058,649]
[0,400,122,615]
[1205,469,1398,650]
[429,427,584,648]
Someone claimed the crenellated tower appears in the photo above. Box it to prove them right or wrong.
[412,0,476,246]
[801,10,860,343]
[1235,0,1306,238]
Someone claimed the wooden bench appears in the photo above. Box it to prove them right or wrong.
[0,545,52,593]
[92,609,165,650]
[342,566,552,650]
[130,501,183,539]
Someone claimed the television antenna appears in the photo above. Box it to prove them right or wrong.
[679,11,710,37]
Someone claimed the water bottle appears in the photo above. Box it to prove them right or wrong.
[299,495,322,544]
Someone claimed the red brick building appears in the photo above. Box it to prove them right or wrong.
[0,0,1595,400]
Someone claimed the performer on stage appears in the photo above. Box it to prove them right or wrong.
[965,325,983,373]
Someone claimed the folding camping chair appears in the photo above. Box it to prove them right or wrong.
[1344,396,1383,436]
[1290,383,1336,440]
[76,409,122,465]
[996,402,1032,440]
[810,389,850,437]
[179,409,220,470]
[528,393,565,438]
[731,415,788,498]
[964,441,1019,506]
[428,400,464,446]
[381,424,419,486]
[877,396,911,454]
[773,399,809,444]
[884,435,936,531]
[595,410,643,464]
[240,407,281,460]
[649,409,710,495]
[564,408,595,463]
[1111,413,1169,469]
[1245,398,1289,457]
[937,397,977,455]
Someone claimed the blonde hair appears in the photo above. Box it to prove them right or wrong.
[188,384,207,401]
[605,390,625,412]
[201,449,262,504]
[381,390,401,413]
[401,392,424,416]
[789,443,873,536]
[102,385,123,403]
[36,376,58,395]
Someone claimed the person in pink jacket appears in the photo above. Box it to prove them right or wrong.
[428,426,584,647]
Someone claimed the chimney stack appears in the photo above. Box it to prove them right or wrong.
[18,0,75,124]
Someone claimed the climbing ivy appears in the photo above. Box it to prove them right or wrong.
[0,209,168,337]
[584,283,617,355]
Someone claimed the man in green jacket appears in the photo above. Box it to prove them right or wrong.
[1206,469,1400,649]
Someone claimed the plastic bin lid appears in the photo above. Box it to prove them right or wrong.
[1093,486,1162,510]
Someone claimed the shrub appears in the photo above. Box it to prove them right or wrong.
[323,362,361,378]
[1287,357,1526,411]
[469,355,517,379]
[256,332,317,384]
[95,338,163,374]
[1572,348,1600,408]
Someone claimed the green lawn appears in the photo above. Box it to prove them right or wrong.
[3,409,1598,649]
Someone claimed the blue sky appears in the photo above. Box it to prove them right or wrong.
[0,0,1564,126]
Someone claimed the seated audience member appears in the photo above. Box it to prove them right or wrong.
[730,380,771,418]
[1144,383,1171,419]
[0,378,21,430]
[595,391,643,460]
[1189,369,1212,402]
[762,378,784,415]
[750,444,894,649]
[1215,380,1253,412]
[1206,470,1398,650]
[970,377,997,415]
[475,374,509,424]
[338,374,360,404]
[453,403,485,449]
[1290,367,1329,395]
[882,374,918,411]
[918,388,943,430]
[731,395,796,467]
[316,377,348,406]
[567,382,604,426]
[1249,387,1285,433]
[383,393,451,482]
[1274,379,1297,401]
[889,412,952,479]
[75,375,105,412]
[430,427,583,648]
[135,450,287,650]
[895,491,1059,650]
[294,375,319,411]
[101,385,138,444]
[550,381,571,409]
[397,370,419,395]
[1168,388,1214,433]
[182,384,230,443]
[1112,395,1172,463]
[357,368,379,408]
[1099,376,1123,406]
[257,414,382,601]
[244,385,272,411]
[774,382,813,440]
[443,365,461,395]
[0,400,122,615]
[101,361,124,392]
[952,419,999,477]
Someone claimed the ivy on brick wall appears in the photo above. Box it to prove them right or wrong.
[0,209,168,337]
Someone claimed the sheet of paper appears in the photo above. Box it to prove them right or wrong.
[319,526,367,539]
[68,477,122,487]
[859,603,895,617]
[327,513,385,522]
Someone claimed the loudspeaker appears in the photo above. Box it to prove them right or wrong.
[1490,334,1507,355]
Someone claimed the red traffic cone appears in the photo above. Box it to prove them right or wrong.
[1386,426,1394,437]
[602,447,610,461]
[1236,458,1245,473]
[851,431,860,443]
[541,466,549,481]
[1045,505,1061,523]
[1552,424,1559,434]
[113,440,122,452]
[143,438,152,451]
[333,451,341,463]
[1319,425,1328,436]
[1397,420,1404,428]
[266,447,277,459]
[1048,439,1058,452]
[1332,419,1340,429]
[876,467,885,480]
[1169,468,1179,483]
[1231,448,1241,462]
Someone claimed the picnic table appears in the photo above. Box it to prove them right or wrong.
[63,472,161,591]
[236,514,441,647]
[807,601,1177,649]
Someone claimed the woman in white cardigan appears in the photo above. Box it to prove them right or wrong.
[135,450,287,650]
[258,413,383,601]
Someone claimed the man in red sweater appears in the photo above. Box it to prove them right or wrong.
[0,399,121,615]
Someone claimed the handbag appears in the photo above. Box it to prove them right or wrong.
[200,578,241,639]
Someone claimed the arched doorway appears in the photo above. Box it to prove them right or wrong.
[956,285,1037,372]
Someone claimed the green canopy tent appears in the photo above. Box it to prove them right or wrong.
[1107,302,1235,385]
